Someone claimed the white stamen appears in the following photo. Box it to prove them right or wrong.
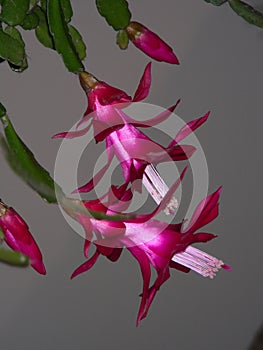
[142,164,178,215]
[172,246,225,279]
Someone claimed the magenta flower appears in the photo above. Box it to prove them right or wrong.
[53,63,209,199]
[69,182,229,326]
[0,200,46,274]
[125,21,179,64]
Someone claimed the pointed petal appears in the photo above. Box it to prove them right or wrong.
[128,245,151,326]
[72,148,114,193]
[93,120,124,143]
[169,111,210,147]
[52,122,92,139]
[124,100,181,128]
[159,144,196,162]
[194,232,217,243]
[133,63,152,102]
[107,248,123,262]
[77,214,93,258]
[185,187,222,233]
[71,250,100,279]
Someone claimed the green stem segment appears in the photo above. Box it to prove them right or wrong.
[47,0,84,72]
[229,0,263,28]
[0,247,29,267]
[0,113,62,203]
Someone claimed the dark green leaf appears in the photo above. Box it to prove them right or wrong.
[60,0,72,23]
[116,29,129,49]
[68,24,86,60]
[204,0,227,5]
[34,6,54,49]
[0,115,63,203]
[21,11,40,30]
[0,28,25,65]
[0,0,30,26]
[4,26,28,71]
[229,0,263,28]
[40,0,47,12]
[47,0,84,72]
[0,247,29,267]
[96,0,131,30]
[0,102,7,118]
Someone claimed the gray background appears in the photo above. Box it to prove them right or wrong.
[1,0,263,349]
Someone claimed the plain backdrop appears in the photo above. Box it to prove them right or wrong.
[0,1,263,349]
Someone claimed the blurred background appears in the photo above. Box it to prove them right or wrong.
[0,0,263,349]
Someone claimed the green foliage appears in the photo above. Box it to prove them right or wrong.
[229,0,263,28]
[0,0,30,26]
[0,247,29,267]
[204,0,227,5]
[68,25,86,60]
[96,0,131,30]
[4,26,28,71]
[0,103,7,118]
[21,11,40,30]
[116,29,129,49]
[60,0,73,23]
[0,27,26,66]
[34,6,54,49]
[47,0,84,72]
[0,115,62,203]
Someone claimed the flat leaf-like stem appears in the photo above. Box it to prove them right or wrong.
[47,0,84,72]
[0,114,62,203]
[96,0,131,30]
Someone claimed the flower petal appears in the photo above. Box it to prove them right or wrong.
[123,100,181,128]
[169,111,210,147]
[52,122,92,139]
[128,244,151,326]
[133,63,152,102]
[71,250,100,279]
[72,144,114,193]
[184,187,222,233]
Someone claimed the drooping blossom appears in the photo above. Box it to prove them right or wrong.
[64,174,229,326]
[0,200,46,274]
[53,63,209,206]
[125,21,179,64]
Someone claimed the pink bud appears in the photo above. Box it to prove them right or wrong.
[0,201,46,274]
[126,21,179,64]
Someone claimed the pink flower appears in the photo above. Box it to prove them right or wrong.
[0,200,46,274]
[53,64,208,197]
[125,21,179,64]
[68,177,229,326]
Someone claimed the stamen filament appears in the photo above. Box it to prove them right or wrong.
[142,164,178,215]
[172,246,225,279]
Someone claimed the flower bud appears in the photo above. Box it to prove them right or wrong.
[0,200,46,274]
[126,21,179,64]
